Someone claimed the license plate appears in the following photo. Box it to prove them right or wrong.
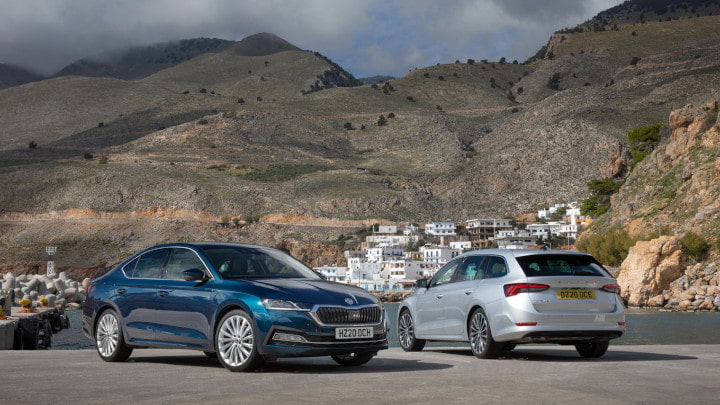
[557,290,595,299]
[335,327,374,339]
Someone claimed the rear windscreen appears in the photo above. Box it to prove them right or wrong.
[516,255,609,277]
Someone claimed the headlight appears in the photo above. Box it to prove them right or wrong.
[262,299,313,311]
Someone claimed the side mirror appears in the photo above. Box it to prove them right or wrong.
[415,279,428,289]
[182,268,209,282]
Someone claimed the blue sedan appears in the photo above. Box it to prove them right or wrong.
[82,242,388,371]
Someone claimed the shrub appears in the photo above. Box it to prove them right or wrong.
[406,96,415,102]
[197,119,208,125]
[680,231,709,262]
[630,56,641,66]
[343,122,353,130]
[377,115,387,126]
[83,153,94,160]
[547,73,561,90]
[28,141,37,149]
[575,229,636,266]
[387,112,395,118]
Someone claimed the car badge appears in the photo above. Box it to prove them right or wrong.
[345,297,354,305]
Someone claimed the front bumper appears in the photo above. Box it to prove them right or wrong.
[256,305,390,358]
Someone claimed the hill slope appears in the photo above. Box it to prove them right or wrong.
[2,12,720,268]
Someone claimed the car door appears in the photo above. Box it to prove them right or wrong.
[414,258,464,338]
[152,247,215,347]
[114,248,169,343]
[441,255,486,337]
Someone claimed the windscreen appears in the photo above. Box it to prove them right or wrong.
[516,254,609,277]
[201,246,321,280]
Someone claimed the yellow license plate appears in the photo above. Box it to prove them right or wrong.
[557,290,595,299]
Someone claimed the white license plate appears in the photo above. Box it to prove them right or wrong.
[335,327,374,339]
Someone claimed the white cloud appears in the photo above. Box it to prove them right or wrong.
[0,0,623,77]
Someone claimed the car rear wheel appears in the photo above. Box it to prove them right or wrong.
[398,310,426,352]
[95,309,133,362]
[331,352,375,366]
[468,308,502,359]
[215,310,262,372]
[575,341,609,358]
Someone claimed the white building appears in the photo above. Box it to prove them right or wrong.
[421,245,463,265]
[466,218,513,239]
[374,225,397,234]
[449,241,472,251]
[424,221,456,237]
[526,222,564,240]
[314,265,349,283]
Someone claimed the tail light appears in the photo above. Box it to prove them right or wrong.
[504,283,550,297]
[601,284,621,294]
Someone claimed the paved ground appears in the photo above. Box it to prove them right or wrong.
[1,345,718,404]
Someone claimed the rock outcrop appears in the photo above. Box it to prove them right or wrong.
[617,236,685,307]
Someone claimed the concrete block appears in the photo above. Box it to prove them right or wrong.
[0,320,17,350]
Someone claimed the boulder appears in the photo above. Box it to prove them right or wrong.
[617,236,686,307]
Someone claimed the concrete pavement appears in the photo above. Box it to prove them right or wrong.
[2,345,718,404]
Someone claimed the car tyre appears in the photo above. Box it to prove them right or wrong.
[575,341,609,358]
[468,308,502,359]
[331,352,375,366]
[215,310,262,372]
[398,310,426,352]
[95,309,133,362]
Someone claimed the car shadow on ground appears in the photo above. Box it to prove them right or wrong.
[126,351,454,373]
[424,347,697,362]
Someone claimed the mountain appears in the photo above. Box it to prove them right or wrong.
[1,6,720,269]
[51,38,234,80]
[0,63,43,89]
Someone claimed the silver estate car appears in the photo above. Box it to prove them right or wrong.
[397,249,625,358]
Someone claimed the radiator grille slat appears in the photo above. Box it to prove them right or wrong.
[315,306,381,324]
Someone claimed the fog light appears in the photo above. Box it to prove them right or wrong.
[273,332,308,343]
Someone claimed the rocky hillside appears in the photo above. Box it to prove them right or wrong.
[2,6,720,270]
[581,99,720,310]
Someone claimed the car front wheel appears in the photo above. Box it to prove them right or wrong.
[331,352,375,366]
[95,309,133,362]
[575,341,609,358]
[215,310,262,372]
[398,310,426,352]
[468,308,502,359]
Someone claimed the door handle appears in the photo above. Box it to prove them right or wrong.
[435,294,444,299]
[465,290,473,295]
[117,288,126,295]
[158,291,169,297]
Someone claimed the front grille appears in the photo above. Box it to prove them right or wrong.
[314,306,381,324]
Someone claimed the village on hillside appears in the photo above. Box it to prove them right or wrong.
[314,203,593,291]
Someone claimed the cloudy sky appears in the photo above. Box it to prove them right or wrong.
[0,0,624,78]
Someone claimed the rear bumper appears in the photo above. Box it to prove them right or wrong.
[518,330,624,343]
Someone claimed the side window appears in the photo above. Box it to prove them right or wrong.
[166,248,206,280]
[483,256,508,279]
[455,256,485,282]
[131,249,168,279]
[429,259,462,288]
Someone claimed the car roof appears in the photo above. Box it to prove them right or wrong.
[458,248,591,259]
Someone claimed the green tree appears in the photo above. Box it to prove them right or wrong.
[580,178,621,217]
[628,124,662,165]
